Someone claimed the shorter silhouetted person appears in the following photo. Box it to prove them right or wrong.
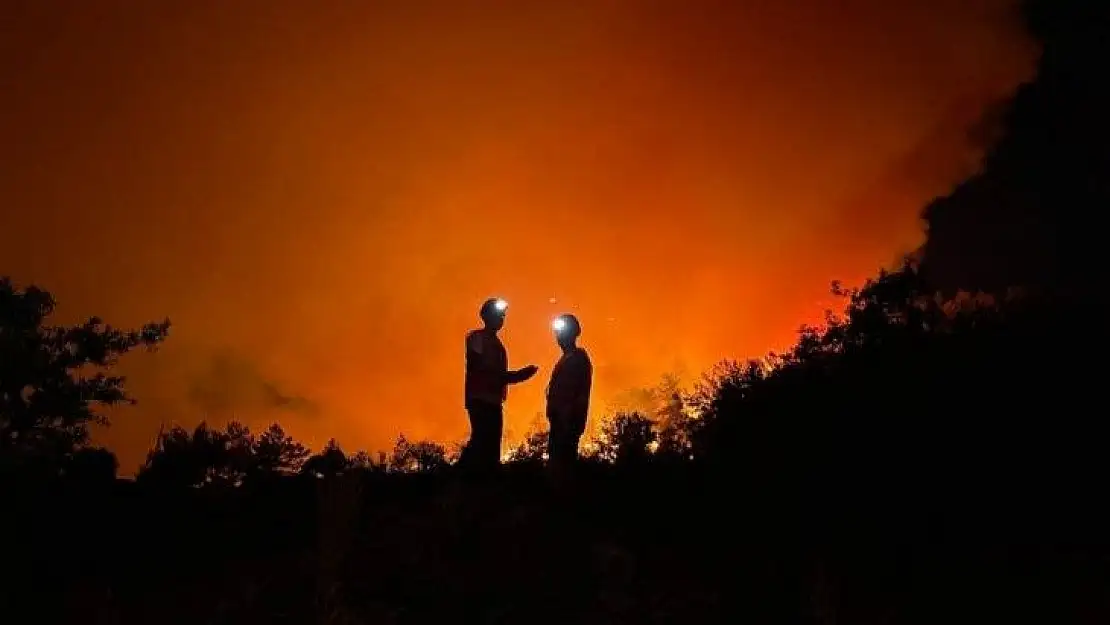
[460,297,538,476]
[546,313,592,487]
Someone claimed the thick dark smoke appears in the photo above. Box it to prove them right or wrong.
[186,350,320,420]
[919,0,1107,294]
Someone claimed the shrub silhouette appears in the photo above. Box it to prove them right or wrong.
[138,420,313,487]
[63,445,119,484]
[594,412,657,465]
[506,429,549,465]
[138,421,241,487]
[388,434,449,473]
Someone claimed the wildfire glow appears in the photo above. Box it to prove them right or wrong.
[0,0,1037,471]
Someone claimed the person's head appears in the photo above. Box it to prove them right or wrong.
[551,313,581,349]
[479,297,509,331]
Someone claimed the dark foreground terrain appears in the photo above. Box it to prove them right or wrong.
[4,459,1107,625]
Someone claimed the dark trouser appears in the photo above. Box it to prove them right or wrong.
[547,409,586,486]
[460,401,503,475]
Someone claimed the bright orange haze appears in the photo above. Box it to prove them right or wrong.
[1,1,1034,473]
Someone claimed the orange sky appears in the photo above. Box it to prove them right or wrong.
[1,0,1035,472]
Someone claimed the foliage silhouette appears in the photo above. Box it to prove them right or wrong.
[506,429,549,465]
[64,445,119,484]
[388,434,449,473]
[253,422,311,477]
[303,438,352,478]
[348,449,389,472]
[137,422,456,488]
[0,277,169,481]
[594,412,657,465]
[138,421,241,488]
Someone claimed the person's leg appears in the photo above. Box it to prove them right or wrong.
[459,406,479,471]
[547,421,561,462]
[466,402,503,475]
[567,431,583,460]
[482,403,504,469]
[547,420,575,489]
[461,404,490,474]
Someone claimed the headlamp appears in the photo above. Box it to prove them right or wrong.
[552,317,567,332]
[493,299,508,312]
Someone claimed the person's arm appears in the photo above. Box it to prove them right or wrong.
[466,334,536,384]
[506,366,538,384]
[570,355,592,413]
[568,357,593,433]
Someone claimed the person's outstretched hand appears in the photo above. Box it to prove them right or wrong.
[520,364,539,380]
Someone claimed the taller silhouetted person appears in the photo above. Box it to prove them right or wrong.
[546,314,592,487]
[460,297,538,475]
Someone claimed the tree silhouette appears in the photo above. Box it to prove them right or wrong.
[252,422,310,476]
[681,257,1093,525]
[137,423,211,488]
[137,421,257,487]
[608,373,694,460]
[222,420,255,483]
[653,376,692,459]
[63,446,119,484]
[506,429,549,465]
[0,277,169,478]
[348,449,389,472]
[302,438,350,478]
[388,434,449,473]
[595,412,657,465]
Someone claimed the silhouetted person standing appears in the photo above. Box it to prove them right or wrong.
[546,314,592,487]
[460,297,538,475]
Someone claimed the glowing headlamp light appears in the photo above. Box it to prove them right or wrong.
[552,317,567,332]
[493,298,508,312]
